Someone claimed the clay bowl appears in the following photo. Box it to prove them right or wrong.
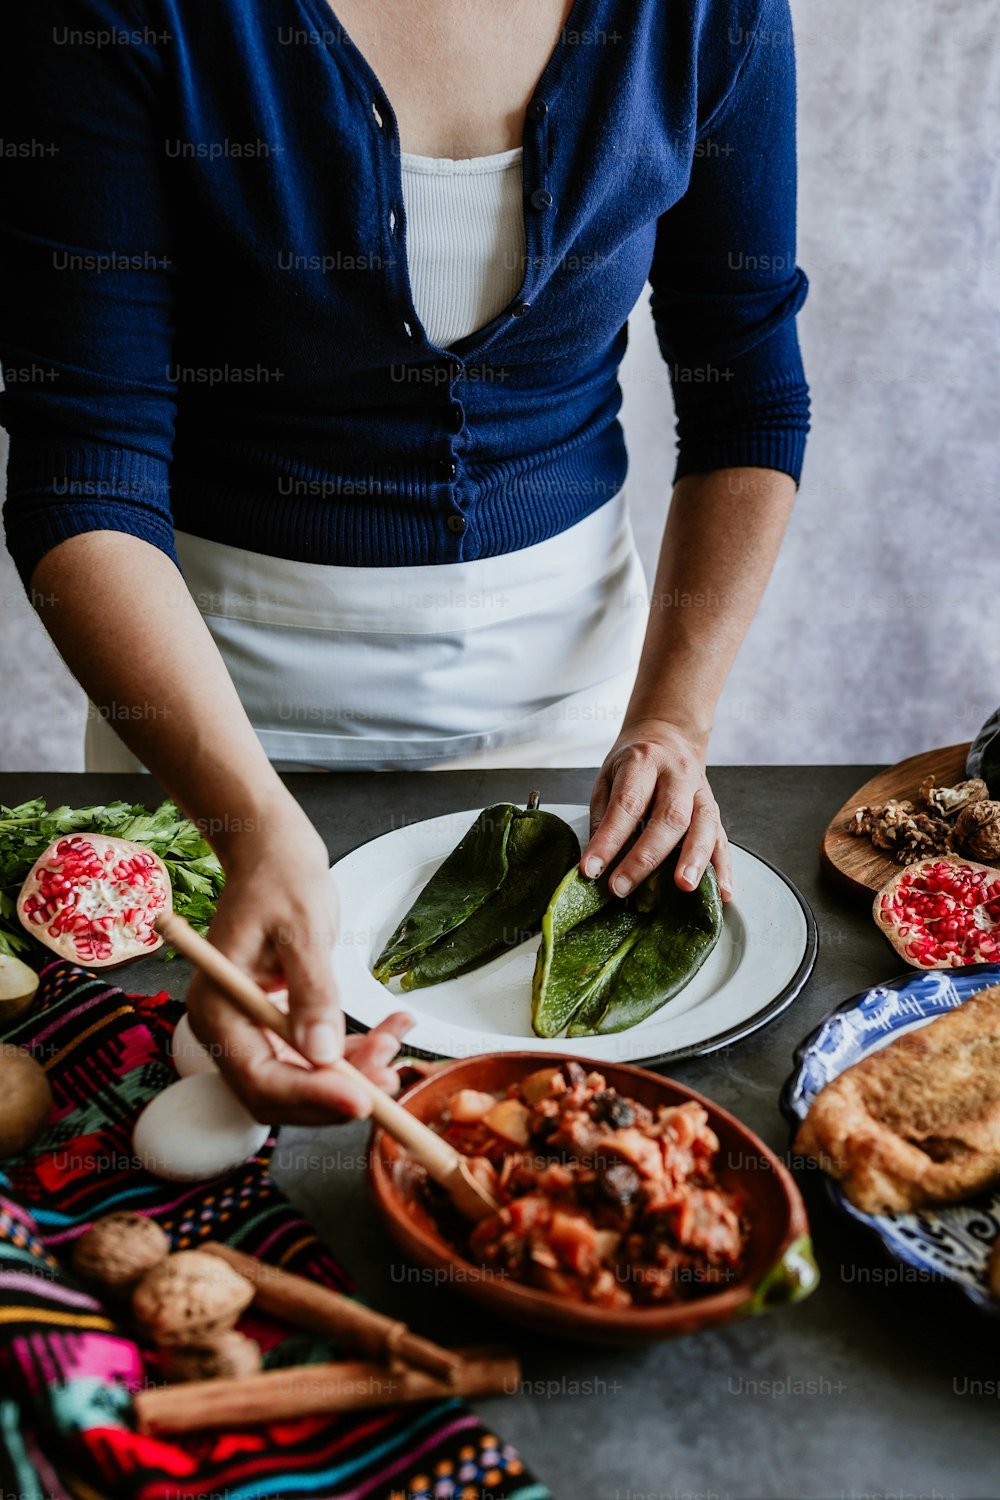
[369,1052,817,1344]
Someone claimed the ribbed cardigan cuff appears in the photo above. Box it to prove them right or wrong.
[671,369,811,487]
[3,442,178,592]
[667,319,811,486]
[673,416,809,487]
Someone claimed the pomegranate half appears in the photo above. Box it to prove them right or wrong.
[873,855,1000,969]
[17,834,172,968]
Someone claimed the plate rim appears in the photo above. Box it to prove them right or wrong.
[779,962,1000,1319]
[331,806,818,1066]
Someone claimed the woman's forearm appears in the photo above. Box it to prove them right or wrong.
[30,530,292,855]
[581,465,796,897]
[624,466,798,749]
[30,528,411,1107]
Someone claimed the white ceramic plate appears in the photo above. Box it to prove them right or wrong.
[329,805,817,1065]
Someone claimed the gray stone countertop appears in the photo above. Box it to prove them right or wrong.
[2,768,995,1500]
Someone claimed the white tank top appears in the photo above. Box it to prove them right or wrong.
[398,146,526,347]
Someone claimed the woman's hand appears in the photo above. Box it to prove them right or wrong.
[185,800,413,1125]
[581,718,734,901]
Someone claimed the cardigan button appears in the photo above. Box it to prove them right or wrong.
[527,97,548,121]
[511,300,531,317]
[530,188,553,211]
[446,514,466,535]
[446,404,464,433]
[436,457,457,480]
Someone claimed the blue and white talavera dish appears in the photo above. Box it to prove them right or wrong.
[782,964,1000,1317]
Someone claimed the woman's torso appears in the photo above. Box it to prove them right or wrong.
[5,4,801,577]
[150,0,712,565]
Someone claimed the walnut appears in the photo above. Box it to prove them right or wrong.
[846,799,911,842]
[918,776,989,817]
[132,1250,255,1347]
[847,799,952,863]
[159,1330,262,1383]
[989,1233,1000,1302]
[954,800,1000,861]
[846,805,880,836]
[892,814,955,864]
[71,1213,170,1294]
[868,800,917,850]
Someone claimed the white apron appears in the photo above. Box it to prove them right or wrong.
[83,490,649,773]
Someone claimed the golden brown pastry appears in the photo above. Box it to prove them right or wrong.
[794,985,1000,1214]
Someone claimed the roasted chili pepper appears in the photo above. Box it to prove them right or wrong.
[532,852,723,1038]
[373,797,580,988]
[372,802,517,981]
[531,865,641,1038]
[400,807,581,989]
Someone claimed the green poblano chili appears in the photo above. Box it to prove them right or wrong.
[372,802,517,981]
[533,853,724,1038]
[531,866,642,1038]
[373,800,580,988]
[967,707,1000,798]
[400,809,581,990]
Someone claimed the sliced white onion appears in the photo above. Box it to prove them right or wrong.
[133,1073,270,1182]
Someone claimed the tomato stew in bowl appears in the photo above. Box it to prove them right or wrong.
[369,1053,817,1344]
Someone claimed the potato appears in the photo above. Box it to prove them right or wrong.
[0,954,39,1025]
[448,1088,497,1124]
[482,1098,532,1147]
[520,1067,563,1106]
[0,1046,52,1158]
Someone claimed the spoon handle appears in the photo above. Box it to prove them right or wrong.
[154,911,464,1184]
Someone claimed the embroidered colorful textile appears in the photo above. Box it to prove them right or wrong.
[0,961,549,1500]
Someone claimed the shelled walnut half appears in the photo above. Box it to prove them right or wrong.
[917,776,989,818]
[846,799,954,864]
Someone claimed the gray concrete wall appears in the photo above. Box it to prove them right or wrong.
[2,0,998,770]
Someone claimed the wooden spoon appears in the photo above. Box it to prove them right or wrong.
[154,911,500,1222]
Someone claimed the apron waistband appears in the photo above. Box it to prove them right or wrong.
[174,490,635,635]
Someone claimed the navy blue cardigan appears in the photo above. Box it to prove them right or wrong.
[0,0,810,587]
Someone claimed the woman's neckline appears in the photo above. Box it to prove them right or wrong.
[300,0,591,162]
[399,145,524,174]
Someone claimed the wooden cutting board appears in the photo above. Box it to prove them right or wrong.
[820,742,983,899]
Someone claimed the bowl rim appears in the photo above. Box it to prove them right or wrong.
[370,1050,813,1328]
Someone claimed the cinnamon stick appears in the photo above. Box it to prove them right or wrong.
[201,1241,463,1380]
[133,1346,520,1434]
